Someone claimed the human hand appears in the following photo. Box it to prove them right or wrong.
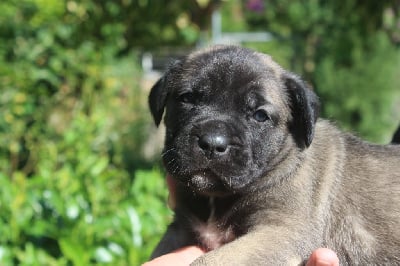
[142,246,205,266]
[143,246,339,266]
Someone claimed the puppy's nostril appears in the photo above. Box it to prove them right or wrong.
[198,136,211,151]
[198,134,229,154]
[216,145,226,153]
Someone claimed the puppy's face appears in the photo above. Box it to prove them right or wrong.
[149,46,319,196]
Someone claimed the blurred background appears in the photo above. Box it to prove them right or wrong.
[1,0,399,265]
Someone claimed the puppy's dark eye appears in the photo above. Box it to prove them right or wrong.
[253,109,269,122]
[178,92,195,104]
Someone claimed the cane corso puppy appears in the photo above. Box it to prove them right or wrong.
[148,45,400,265]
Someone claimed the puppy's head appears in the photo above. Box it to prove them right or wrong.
[149,45,319,196]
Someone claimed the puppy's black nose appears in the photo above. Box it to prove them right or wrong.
[198,133,229,156]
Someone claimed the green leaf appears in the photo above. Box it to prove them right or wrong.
[59,238,91,266]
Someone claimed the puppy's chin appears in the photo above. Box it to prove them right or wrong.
[187,173,230,197]
[176,170,249,197]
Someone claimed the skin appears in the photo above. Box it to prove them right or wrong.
[143,176,340,266]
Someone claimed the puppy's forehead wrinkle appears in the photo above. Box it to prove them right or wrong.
[181,50,285,105]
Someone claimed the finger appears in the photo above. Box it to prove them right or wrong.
[306,248,339,266]
[142,246,205,266]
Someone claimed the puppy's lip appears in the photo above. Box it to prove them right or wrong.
[190,170,220,186]
[172,167,252,193]
[184,170,237,196]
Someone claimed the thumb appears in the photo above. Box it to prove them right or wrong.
[306,248,339,266]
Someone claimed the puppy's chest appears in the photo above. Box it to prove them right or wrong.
[192,197,246,251]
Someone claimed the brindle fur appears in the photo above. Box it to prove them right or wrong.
[149,45,400,265]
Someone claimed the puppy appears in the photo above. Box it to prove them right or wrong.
[148,45,400,265]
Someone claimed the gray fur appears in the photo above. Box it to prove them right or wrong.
[149,45,400,265]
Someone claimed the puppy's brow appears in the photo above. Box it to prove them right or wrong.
[246,91,269,109]
[176,88,193,94]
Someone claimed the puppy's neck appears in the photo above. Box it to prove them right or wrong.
[194,196,236,251]
[207,197,216,223]
[176,189,250,251]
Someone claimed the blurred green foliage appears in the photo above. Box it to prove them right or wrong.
[0,0,173,265]
[0,0,400,265]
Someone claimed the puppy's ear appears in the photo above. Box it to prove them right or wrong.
[149,75,168,126]
[284,73,320,148]
[148,61,181,126]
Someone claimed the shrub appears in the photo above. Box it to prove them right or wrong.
[0,2,171,264]
[0,49,171,264]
